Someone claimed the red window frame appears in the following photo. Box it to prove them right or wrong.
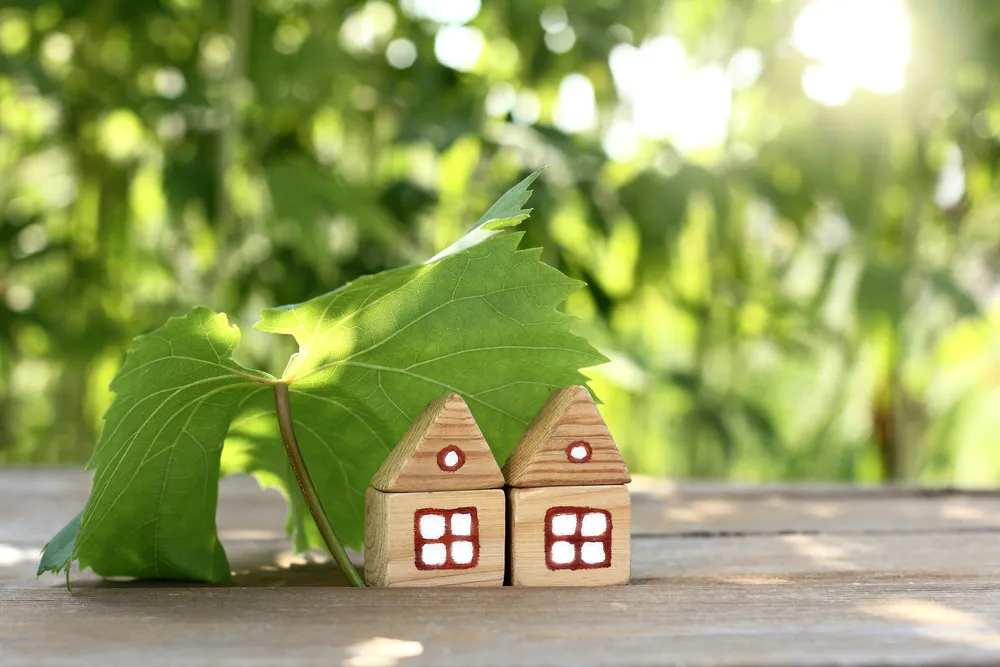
[565,440,593,463]
[544,506,612,570]
[413,507,480,570]
[436,445,466,472]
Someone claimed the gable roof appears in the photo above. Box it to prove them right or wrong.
[371,393,504,492]
[502,385,630,488]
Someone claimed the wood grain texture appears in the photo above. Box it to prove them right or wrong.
[630,487,1000,536]
[371,394,504,492]
[364,488,505,587]
[6,470,997,546]
[508,484,630,586]
[5,469,1000,666]
[10,531,1000,589]
[502,386,630,488]
[4,471,998,558]
[3,579,1000,667]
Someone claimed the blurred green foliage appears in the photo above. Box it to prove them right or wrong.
[1,0,998,483]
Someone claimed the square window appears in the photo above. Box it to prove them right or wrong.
[580,541,605,565]
[451,540,474,565]
[550,513,577,536]
[421,543,447,567]
[581,512,607,537]
[419,513,446,540]
[550,541,575,564]
[544,507,612,570]
[414,507,480,570]
[451,512,472,536]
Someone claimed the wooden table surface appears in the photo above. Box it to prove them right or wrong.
[1,469,999,666]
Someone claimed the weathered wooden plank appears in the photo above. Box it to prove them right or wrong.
[4,469,1000,590]
[3,469,1000,666]
[2,578,999,667]
[627,476,1000,497]
[4,470,999,547]
[0,470,289,544]
[631,490,1000,535]
[7,529,999,589]
[636,531,1000,579]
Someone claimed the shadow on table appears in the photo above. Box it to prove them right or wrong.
[84,562,353,588]
[60,536,356,588]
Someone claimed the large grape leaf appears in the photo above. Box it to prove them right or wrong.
[40,170,609,578]
[229,169,607,552]
[39,309,275,582]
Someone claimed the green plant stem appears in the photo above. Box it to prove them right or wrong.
[273,382,366,587]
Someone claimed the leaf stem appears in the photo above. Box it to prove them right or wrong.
[273,382,366,587]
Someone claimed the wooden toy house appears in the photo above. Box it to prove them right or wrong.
[364,393,505,587]
[503,385,631,586]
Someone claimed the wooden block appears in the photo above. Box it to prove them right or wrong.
[364,488,505,587]
[371,393,504,492]
[503,386,630,488]
[508,484,630,587]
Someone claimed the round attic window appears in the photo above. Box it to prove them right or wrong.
[566,441,592,463]
[437,445,466,472]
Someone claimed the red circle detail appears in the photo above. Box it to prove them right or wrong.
[566,441,592,463]
[437,445,466,472]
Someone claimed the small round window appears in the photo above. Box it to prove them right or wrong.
[566,441,592,463]
[437,445,466,472]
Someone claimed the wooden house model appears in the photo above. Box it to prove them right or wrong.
[503,385,631,586]
[364,393,505,587]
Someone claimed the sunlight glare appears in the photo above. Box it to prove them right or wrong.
[434,25,484,72]
[801,64,854,107]
[792,0,910,105]
[342,637,424,667]
[934,143,965,209]
[403,0,479,25]
[609,36,732,155]
[602,117,640,162]
[0,544,41,566]
[553,73,597,134]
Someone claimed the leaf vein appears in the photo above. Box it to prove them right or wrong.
[342,361,527,425]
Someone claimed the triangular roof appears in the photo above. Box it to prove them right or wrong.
[371,393,503,492]
[502,385,630,488]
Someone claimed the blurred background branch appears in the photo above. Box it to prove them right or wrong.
[1,0,998,484]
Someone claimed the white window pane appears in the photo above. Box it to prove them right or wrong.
[550,540,575,564]
[581,541,606,565]
[569,444,588,460]
[451,540,474,565]
[581,512,607,537]
[550,513,577,536]
[421,543,447,566]
[419,513,446,540]
[443,449,459,467]
[451,512,473,536]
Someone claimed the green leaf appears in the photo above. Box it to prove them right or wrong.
[221,384,392,551]
[425,168,543,263]
[58,308,275,581]
[37,510,82,577]
[39,173,606,578]
[242,172,606,551]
